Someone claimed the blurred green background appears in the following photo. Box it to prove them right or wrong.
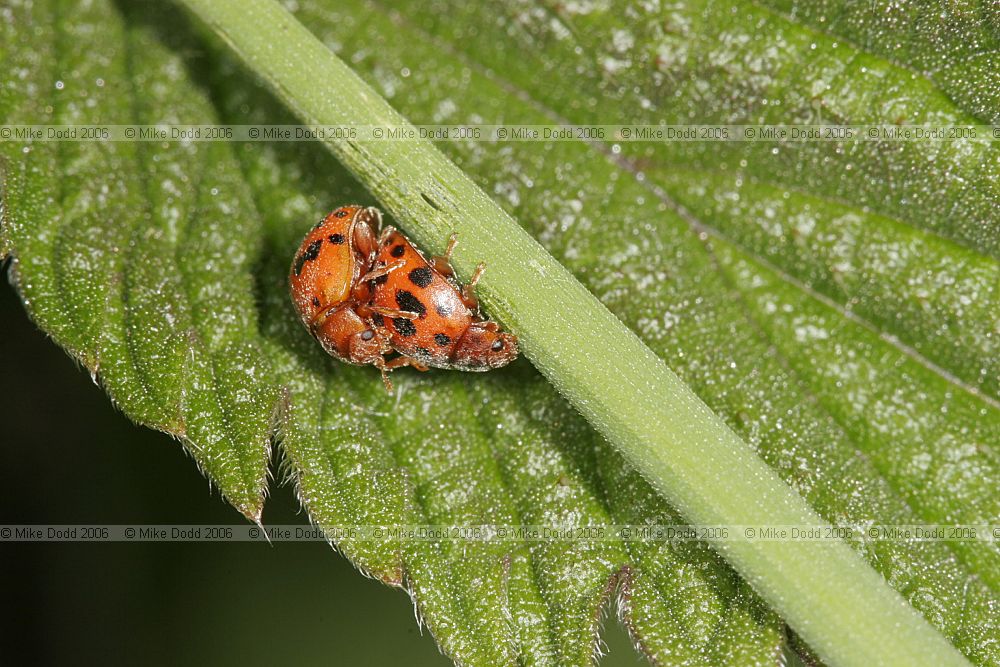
[1,277,643,666]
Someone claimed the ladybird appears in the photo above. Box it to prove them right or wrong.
[290,205,519,392]
[289,205,393,377]
[366,226,519,372]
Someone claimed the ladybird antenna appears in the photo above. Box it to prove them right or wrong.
[377,361,394,394]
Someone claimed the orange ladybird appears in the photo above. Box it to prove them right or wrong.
[365,227,519,372]
[288,205,392,373]
[290,205,519,392]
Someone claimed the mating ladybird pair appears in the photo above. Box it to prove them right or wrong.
[289,205,519,391]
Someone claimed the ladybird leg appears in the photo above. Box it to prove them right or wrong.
[370,306,421,321]
[358,260,405,284]
[430,232,459,277]
[467,261,486,287]
[358,206,382,228]
[373,356,395,394]
[442,232,459,261]
[353,209,380,258]
[458,261,486,311]
[378,225,397,245]
[374,355,429,394]
[385,356,430,372]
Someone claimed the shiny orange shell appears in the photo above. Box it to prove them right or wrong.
[370,229,472,359]
[288,205,373,329]
[368,229,518,370]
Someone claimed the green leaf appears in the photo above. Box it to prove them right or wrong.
[2,1,996,666]
[0,0,277,520]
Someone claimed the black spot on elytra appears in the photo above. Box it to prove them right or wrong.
[293,239,323,275]
[311,297,321,308]
[328,233,344,244]
[396,290,426,316]
[390,244,406,258]
[434,333,451,347]
[393,317,417,337]
[371,313,385,327]
[408,267,433,288]
[334,209,349,218]
[304,240,323,259]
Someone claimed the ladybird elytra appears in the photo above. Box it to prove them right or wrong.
[288,204,379,329]
[366,228,519,371]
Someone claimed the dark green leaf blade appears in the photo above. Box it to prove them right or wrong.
[1,0,277,519]
[3,0,997,664]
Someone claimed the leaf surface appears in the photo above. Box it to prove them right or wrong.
[2,0,997,664]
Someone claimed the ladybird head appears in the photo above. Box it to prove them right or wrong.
[452,322,519,370]
[350,326,389,365]
[311,304,389,365]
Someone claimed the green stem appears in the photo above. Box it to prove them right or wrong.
[179,1,969,665]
